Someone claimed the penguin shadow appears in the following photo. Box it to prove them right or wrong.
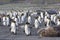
[30,28,39,36]
[16,25,39,36]
[16,25,26,36]
[0,22,3,26]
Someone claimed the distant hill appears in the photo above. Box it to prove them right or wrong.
[0,0,60,4]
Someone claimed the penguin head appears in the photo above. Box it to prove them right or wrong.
[11,19,16,23]
[59,19,60,21]
[47,17,51,21]
[21,13,24,16]
[16,15,17,18]
[29,14,31,16]
[35,16,38,19]
[57,17,60,21]
[11,17,15,20]
[25,22,30,25]
[7,15,9,17]
[37,12,40,15]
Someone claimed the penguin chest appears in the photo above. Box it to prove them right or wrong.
[6,17,9,25]
[40,12,43,18]
[25,25,30,35]
[3,17,6,25]
[35,20,39,28]
[53,17,55,22]
[21,16,26,23]
[28,16,31,23]
[14,18,18,26]
[38,17,41,23]
[11,23,16,30]
[21,16,24,21]
[18,16,20,22]
[11,22,16,33]
[44,16,47,22]
[3,17,5,21]
[57,21,60,25]
[51,15,54,21]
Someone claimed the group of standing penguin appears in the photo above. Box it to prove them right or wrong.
[0,9,60,36]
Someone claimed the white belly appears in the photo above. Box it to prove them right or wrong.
[17,16,21,24]
[21,16,25,23]
[38,16,41,23]
[28,16,31,24]
[3,17,6,25]
[6,17,9,26]
[35,20,39,29]
[3,22,6,25]
[14,18,18,26]
[11,22,16,33]
[57,21,60,25]
[25,25,30,35]
[51,15,54,21]
[40,12,43,18]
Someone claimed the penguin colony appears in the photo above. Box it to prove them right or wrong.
[0,9,60,37]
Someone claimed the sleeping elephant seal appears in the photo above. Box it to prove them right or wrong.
[37,26,58,37]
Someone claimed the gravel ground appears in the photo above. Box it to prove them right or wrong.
[0,25,60,40]
[0,3,60,10]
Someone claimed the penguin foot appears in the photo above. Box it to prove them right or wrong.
[26,33,31,36]
[26,34,30,36]
[30,27,32,29]
[11,32,17,35]
[23,30,25,32]
[14,33,17,35]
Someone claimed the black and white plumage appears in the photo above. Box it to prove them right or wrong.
[28,16,32,24]
[11,21,16,34]
[6,16,10,26]
[34,17,39,29]
[17,15,21,24]
[40,12,44,19]
[2,16,6,26]
[57,19,60,25]
[12,11,17,18]
[24,22,31,36]
[21,13,26,24]
[38,16,41,23]
[21,12,28,24]
[14,17,18,26]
